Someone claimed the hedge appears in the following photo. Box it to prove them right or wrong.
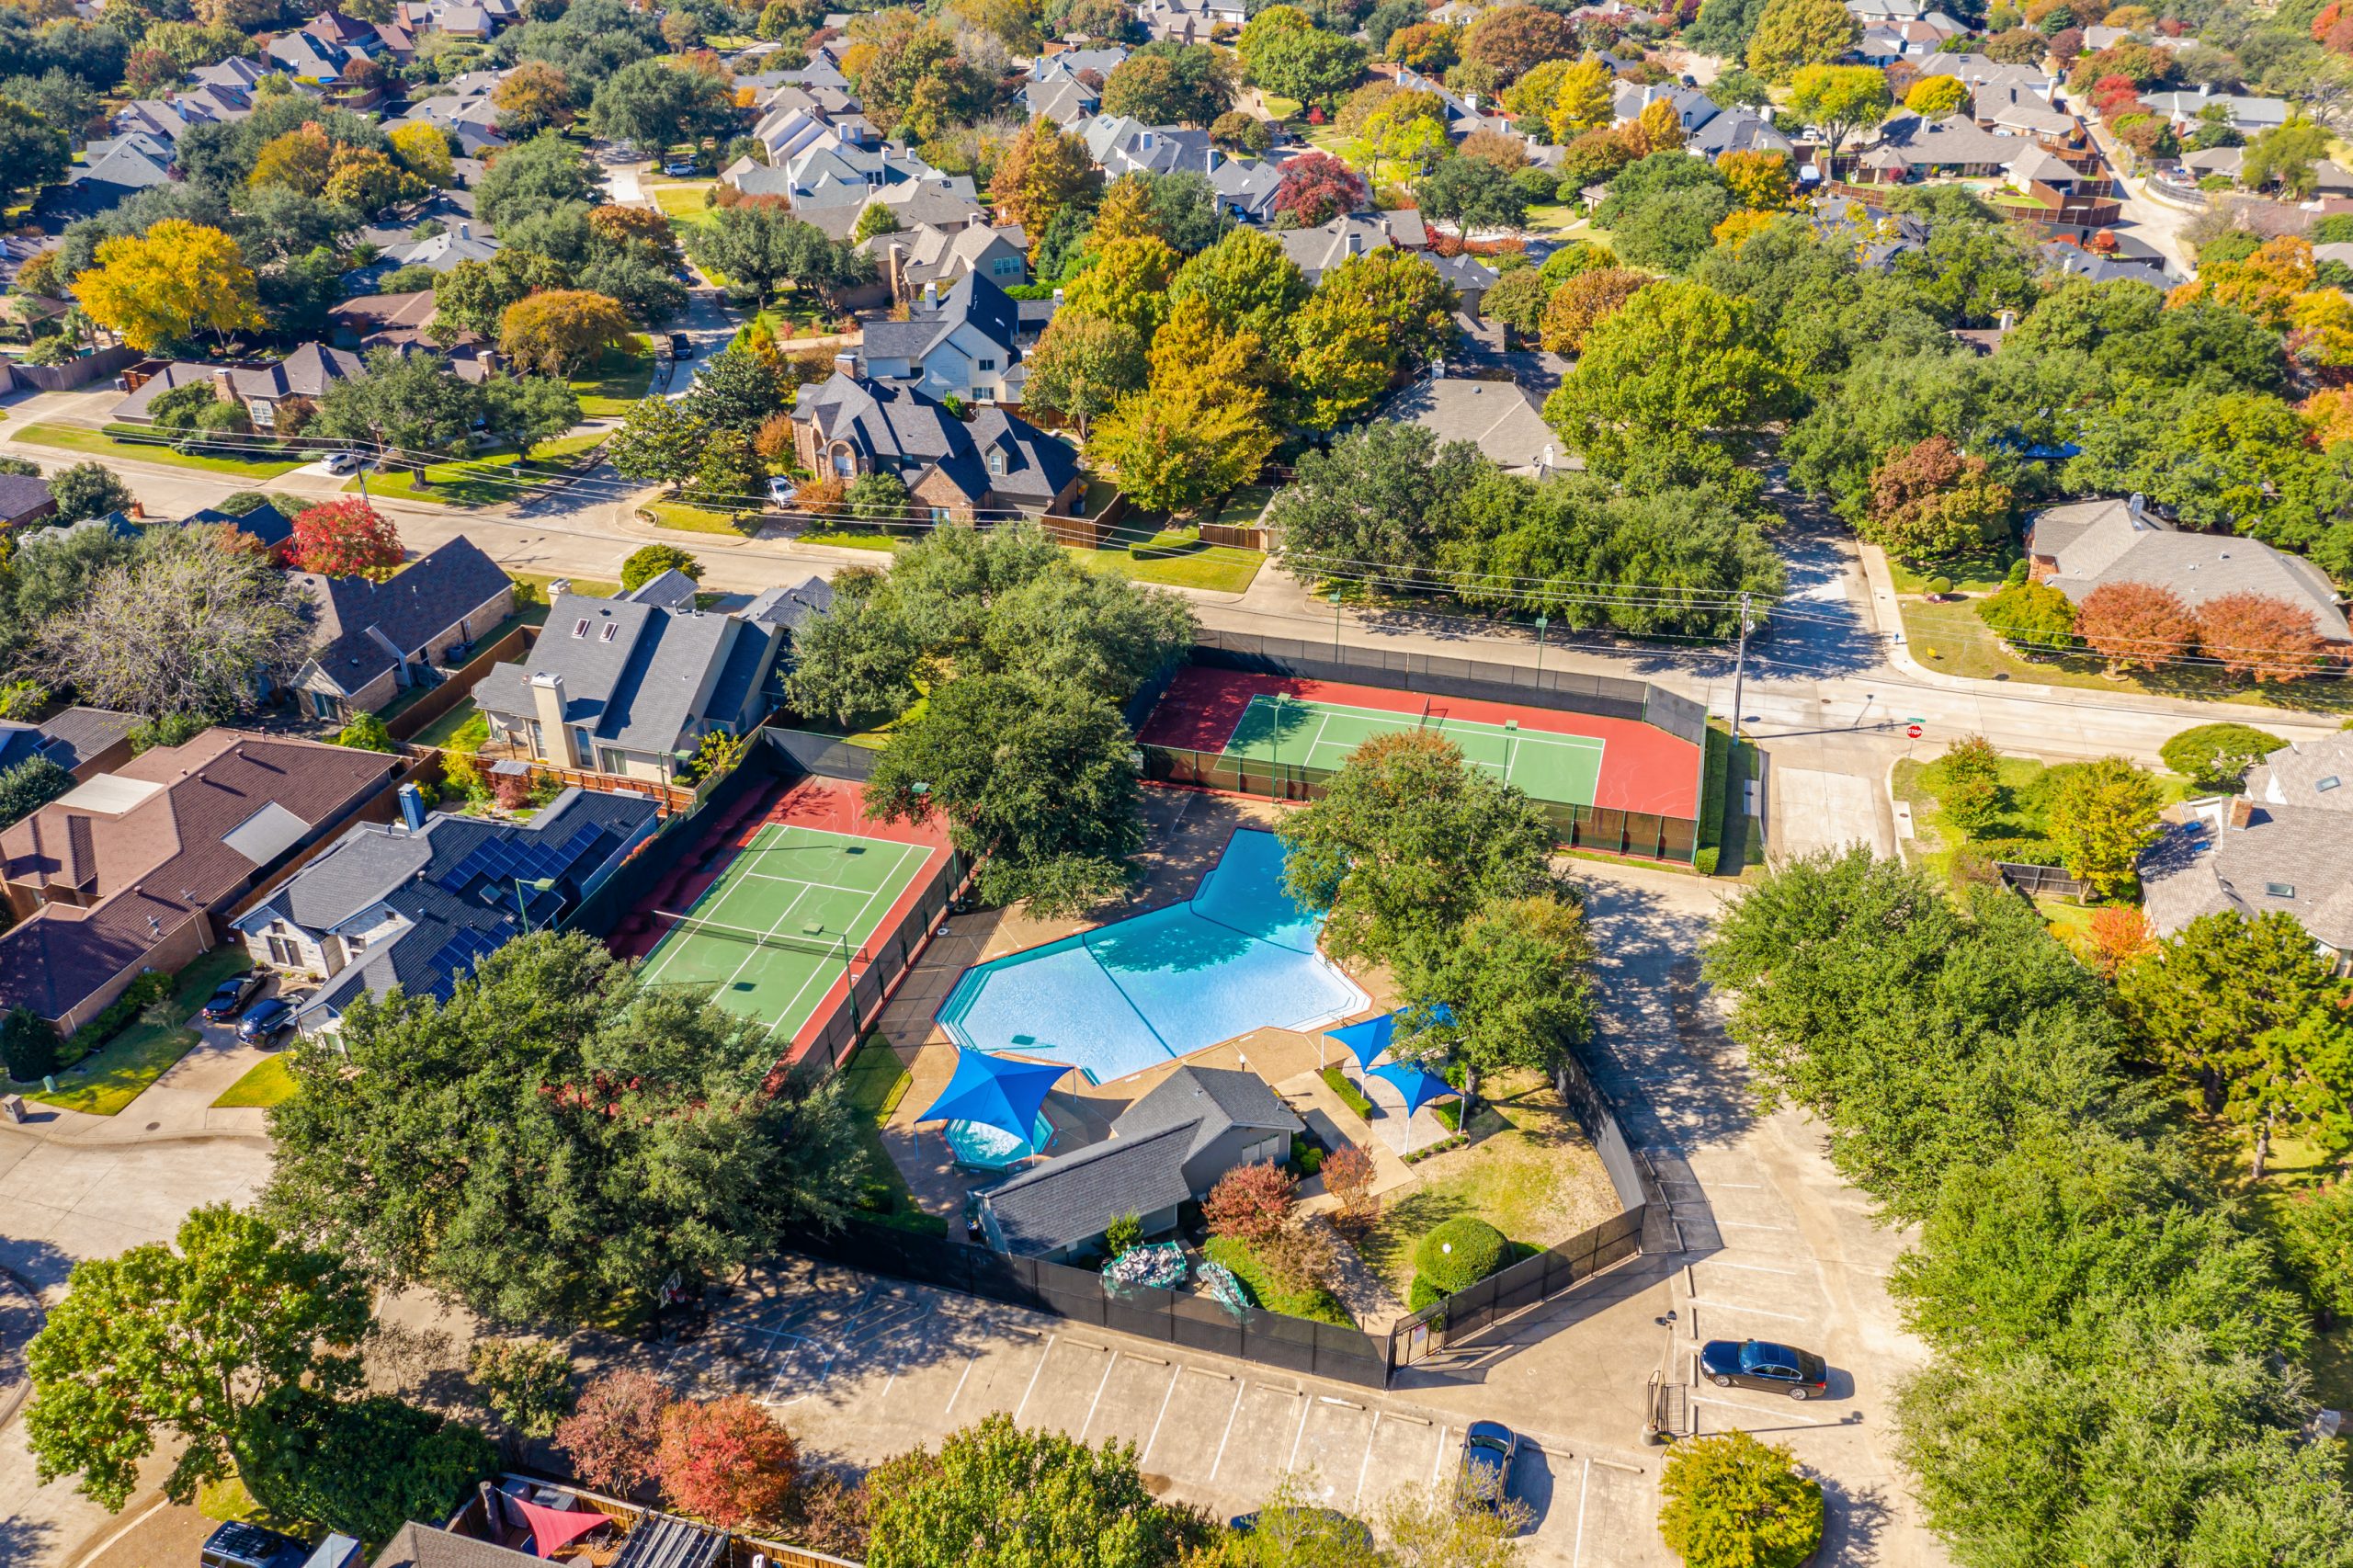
[59,970,174,1066]
[1321,1064,1376,1119]
[1408,1216,1508,1309]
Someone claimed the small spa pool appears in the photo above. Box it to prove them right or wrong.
[941,1113,1055,1170]
[937,828,1367,1084]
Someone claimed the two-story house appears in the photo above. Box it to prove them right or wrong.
[858,271,1043,404]
[790,373,1086,521]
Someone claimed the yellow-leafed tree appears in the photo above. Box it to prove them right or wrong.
[498,290,636,377]
[1086,296,1275,516]
[72,220,265,353]
[388,121,455,187]
[248,121,335,195]
[1544,58,1617,141]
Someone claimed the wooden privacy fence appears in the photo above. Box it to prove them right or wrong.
[1996,860,2087,899]
[384,620,536,744]
[1197,521,1267,549]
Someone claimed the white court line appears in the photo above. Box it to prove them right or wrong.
[1079,1351,1119,1438]
[726,868,915,899]
[755,837,926,1036]
[1209,1381,1246,1479]
[1571,1458,1591,1568]
[1353,1411,1381,1503]
[1139,1366,1183,1467]
[1013,1334,1056,1424]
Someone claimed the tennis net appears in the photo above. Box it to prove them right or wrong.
[654,910,869,963]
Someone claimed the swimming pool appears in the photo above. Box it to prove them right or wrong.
[938,828,1368,1084]
[941,1113,1054,1170]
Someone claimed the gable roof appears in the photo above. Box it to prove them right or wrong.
[793,374,1082,507]
[2026,497,2350,640]
[981,1119,1198,1256]
[2249,733,2353,815]
[863,268,1023,363]
[293,537,512,698]
[1381,377,1561,472]
[1277,212,1431,280]
[2141,802,2353,951]
[472,597,779,756]
[1110,1066,1303,1162]
[0,473,52,523]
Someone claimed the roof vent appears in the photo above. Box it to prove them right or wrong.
[2320,776,2342,791]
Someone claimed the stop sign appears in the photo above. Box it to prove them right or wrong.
[1906,723,1924,739]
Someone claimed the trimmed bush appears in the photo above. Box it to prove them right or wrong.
[2,1006,58,1083]
[2159,722,2287,793]
[1658,1429,1823,1568]
[1410,1216,1508,1309]
[58,970,174,1065]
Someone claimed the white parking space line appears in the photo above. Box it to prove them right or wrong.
[1430,1425,1449,1484]
[1286,1389,1312,1469]
[1571,1458,1590,1568]
[1079,1352,1119,1438]
[1688,1298,1810,1320]
[1712,1219,1802,1232]
[1209,1381,1246,1480]
[1139,1366,1183,1468]
[1691,1396,1825,1427]
[1700,1258,1808,1276]
[942,1352,976,1417]
[1013,1334,1055,1423]
[1354,1412,1381,1503]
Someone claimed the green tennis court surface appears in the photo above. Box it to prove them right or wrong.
[639,823,930,1039]
[1221,694,1605,807]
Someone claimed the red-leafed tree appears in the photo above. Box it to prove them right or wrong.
[2086,905,2154,977]
[2194,590,2336,682]
[1270,152,1370,228]
[654,1394,799,1528]
[1203,1160,1296,1244]
[1860,435,2012,563]
[555,1369,672,1497]
[2074,581,2199,675]
[288,499,404,581]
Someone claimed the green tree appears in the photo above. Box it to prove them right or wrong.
[24,1205,372,1511]
[1288,249,1460,431]
[1100,40,1235,125]
[2118,911,2353,1177]
[1019,312,1147,437]
[1542,280,1791,477]
[1745,0,1859,82]
[845,470,913,523]
[2158,722,2285,792]
[1686,0,1772,56]
[1657,1431,1824,1568]
[2045,755,2164,900]
[333,713,395,753]
[468,1339,575,1439]
[606,396,709,487]
[250,1395,495,1543]
[0,755,74,829]
[864,672,1144,915]
[683,204,855,306]
[1393,891,1594,1110]
[46,460,132,524]
[2278,1180,2353,1323]
[2244,117,2333,199]
[474,131,599,230]
[1088,296,1275,514]
[1268,422,1486,584]
[1783,62,1890,165]
[972,568,1194,703]
[620,542,704,592]
[1414,153,1528,232]
[1246,26,1367,110]
[864,1414,1213,1568]
[1060,234,1181,336]
[1277,730,1560,969]
[263,931,870,1324]
[313,347,495,473]
[0,95,70,208]
[587,58,735,151]
[782,574,925,727]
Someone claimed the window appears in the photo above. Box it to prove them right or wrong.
[987,450,1004,476]
[833,452,855,477]
[573,619,590,637]
[574,727,596,763]
[267,936,301,967]
[346,933,366,954]
[992,257,1020,277]
[977,357,996,371]
[930,506,949,522]
[600,623,619,642]
[310,691,337,721]
[2267,882,2297,899]
[2321,776,2343,792]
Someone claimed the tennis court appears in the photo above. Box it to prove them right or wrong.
[1222,693,1604,807]
[639,822,935,1043]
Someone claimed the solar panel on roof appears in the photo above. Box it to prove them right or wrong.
[423,925,507,1001]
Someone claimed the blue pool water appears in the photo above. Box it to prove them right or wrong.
[942,1113,1054,1169]
[938,829,1368,1084]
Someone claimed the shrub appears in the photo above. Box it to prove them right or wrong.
[333,713,395,753]
[0,756,74,829]
[2,1006,58,1083]
[1323,1141,1379,1229]
[2279,1180,2353,1324]
[1975,581,2076,653]
[1290,1136,1324,1176]
[621,543,705,592]
[1925,575,1953,596]
[1657,1430,1823,1568]
[130,710,212,754]
[2085,904,2154,977]
[58,971,174,1064]
[1320,1064,1375,1119]
[1204,1161,1296,1245]
[1105,1212,1142,1256]
[2159,722,2287,792]
[1411,1216,1507,1305]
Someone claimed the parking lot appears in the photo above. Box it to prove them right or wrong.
[664,1257,1677,1567]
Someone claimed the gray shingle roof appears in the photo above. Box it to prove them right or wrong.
[0,473,51,523]
[982,1119,1198,1256]
[739,575,835,633]
[2248,733,2353,815]
[793,375,1081,509]
[1111,1066,1302,1163]
[1380,377,1561,472]
[2026,498,2350,640]
[371,1525,543,1568]
[295,537,512,697]
[473,596,777,756]
[2140,801,2353,950]
[30,707,138,772]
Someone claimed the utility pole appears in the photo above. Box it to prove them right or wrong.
[1728,592,1754,746]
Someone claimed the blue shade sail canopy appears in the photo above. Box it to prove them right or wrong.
[1370,1059,1458,1119]
[918,1047,1071,1144]
[1325,1004,1456,1070]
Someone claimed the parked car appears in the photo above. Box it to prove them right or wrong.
[1700,1339,1830,1400]
[669,332,693,358]
[1458,1421,1518,1510]
[321,450,360,474]
[767,475,797,506]
[200,971,267,1021]
[200,1523,308,1568]
[663,157,699,176]
[237,996,296,1043]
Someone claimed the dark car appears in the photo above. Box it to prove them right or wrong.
[1458,1420,1518,1509]
[200,1522,308,1568]
[669,332,692,358]
[237,996,296,1043]
[1700,1338,1829,1400]
[200,971,266,1021]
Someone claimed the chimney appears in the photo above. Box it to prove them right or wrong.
[1997,308,2017,332]
[457,221,471,239]
[397,782,426,831]
[833,351,857,376]
[887,240,906,299]
[1052,286,1065,304]
[2127,492,2146,524]
[548,577,572,598]
[1346,232,1362,256]
[2228,796,2254,830]
[922,278,938,309]
[212,368,237,403]
[529,673,575,767]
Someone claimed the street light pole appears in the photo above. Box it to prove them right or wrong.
[1728,592,1755,747]
[1534,612,1550,678]
[1330,587,1344,656]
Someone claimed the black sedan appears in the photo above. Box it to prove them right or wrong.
[1458,1421,1518,1510]
[200,971,266,1021]
[1700,1338,1829,1400]
[236,996,296,1043]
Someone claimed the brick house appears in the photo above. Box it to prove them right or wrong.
[790,374,1086,522]
[2024,495,2352,645]
[289,537,515,722]
[0,733,404,1035]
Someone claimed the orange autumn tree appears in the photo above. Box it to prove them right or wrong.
[2194,591,2336,681]
[289,500,404,580]
[654,1394,798,1528]
[2086,905,2154,977]
[2166,235,2316,330]
[2074,581,2198,675]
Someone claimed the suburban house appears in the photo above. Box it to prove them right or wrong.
[0,709,139,781]
[1612,82,1718,134]
[864,222,1029,303]
[976,1066,1303,1260]
[1020,72,1099,127]
[2024,495,2351,644]
[790,374,1086,521]
[2142,87,2290,134]
[32,137,176,223]
[0,473,56,530]
[1381,376,1563,474]
[1276,212,1432,283]
[2140,733,2353,973]
[1135,0,1245,44]
[186,500,296,551]
[290,537,516,722]
[1857,114,2027,180]
[1080,115,1218,178]
[471,587,786,782]
[327,290,441,350]
[1690,109,1796,163]
[360,223,501,281]
[1209,155,1283,222]
[0,733,404,1035]
[233,784,658,1033]
[858,271,1041,404]
[113,342,368,429]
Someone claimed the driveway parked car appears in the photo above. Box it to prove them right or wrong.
[669,332,693,358]
[200,971,267,1021]
[1700,1338,1829,1400]
[663,158,699,176]
[322,450,360,474]
[237,996,296,1044]
[767,475,797,506]
[1458,1421,1518,1510]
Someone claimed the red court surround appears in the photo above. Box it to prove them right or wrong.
[1136,665,1702,819]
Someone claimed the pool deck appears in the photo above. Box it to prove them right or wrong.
[872,789,1444,1224]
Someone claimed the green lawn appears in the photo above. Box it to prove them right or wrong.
[572,335,656,416]
[15,423,308,478]
[839,1037,947,1235]
[1520,202,1586,232]
[344,432,607,507]
[210,1052,297,1109]
[1893,750,2196,889]
[1900,597,2353,713]
[1210,484,1274,528]
[30,947,255,1117]
[1885,550,2013,596]
[510,573,620,616]
[645,499,756,534]
[650,181,718,220]
[794,527,902,552]
[1351,1074,1607,1301]
[1073,531,1263,593]
[411,697,481,749]
[1695,722,1765,878]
